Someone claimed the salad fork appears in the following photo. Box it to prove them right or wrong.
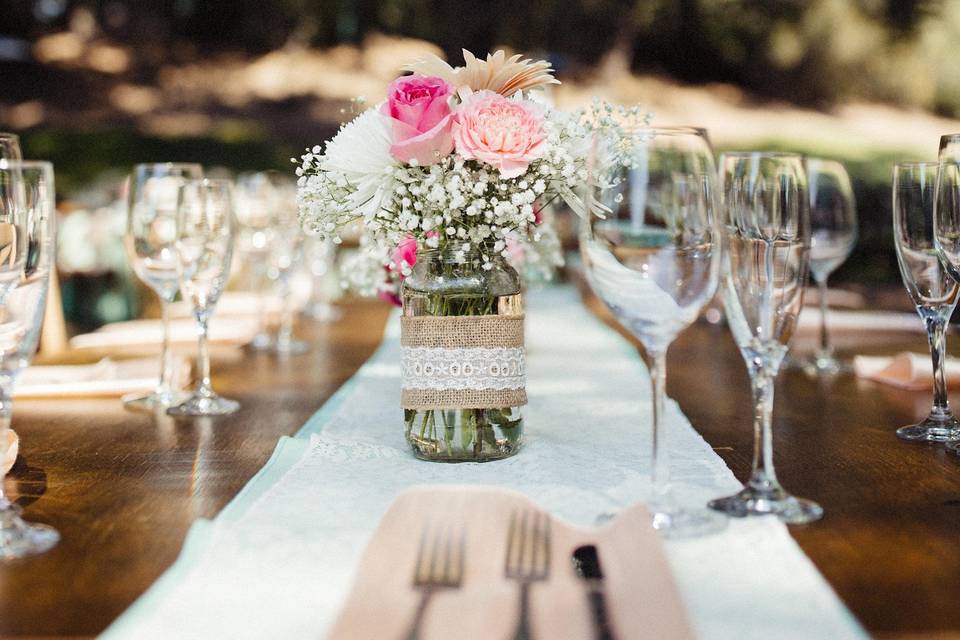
[405,524,465,640]
[504,509,552,640]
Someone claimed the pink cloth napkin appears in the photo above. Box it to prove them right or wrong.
[328,486,694,640]
[69,316,259,350]
[15,357,191,398]
[2,429,18,476]
[854,352,960,390]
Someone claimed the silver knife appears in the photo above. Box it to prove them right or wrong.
[572,544,616,640]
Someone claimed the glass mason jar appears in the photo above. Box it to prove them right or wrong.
[401,248,525,462]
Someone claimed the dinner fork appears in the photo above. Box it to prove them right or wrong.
[504,509,552,640]
[405,524,465,640]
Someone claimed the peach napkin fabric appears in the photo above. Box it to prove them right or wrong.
[2,429,18,476]
[854,352,960,391]
[797,309,922,335]
[328,486,694,640]
[69,317,259,351]
[15,357,191,398]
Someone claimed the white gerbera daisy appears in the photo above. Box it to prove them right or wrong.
[322,106,397,217]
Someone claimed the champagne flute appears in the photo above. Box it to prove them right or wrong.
[708,152,823,523]
[581,126,726,537]
[234,172,278,350]
[802,158,858,375]
[124,162,203,411]
[167,178,239,417]
[265,174,307,354]
[0,160,59,559]
[303,234,341,321]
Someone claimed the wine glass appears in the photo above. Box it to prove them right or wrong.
[167,178,239,417]
[0,138,27,307]
[0,160,59,559]
[708,152,823,523]
[234,172,278,350]
[801,158,858,375]
[581,126,726,537]
[265,174,307,354]
[124,162,203,411]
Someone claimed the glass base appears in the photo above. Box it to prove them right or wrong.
[247,332,275,351]
[1,502,59,560]
[651,505,728,539]
[896,411,960,443]
[405,407,522,462]
[708,486,823,524]
[167,393,240,417]
[304,302,342,322]
[595,504,727,538]
[799,353,850,377]
[270,339,309,355]
[123,389,190,412]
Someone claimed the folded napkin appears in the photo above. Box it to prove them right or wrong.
[853,352,960,390]
[797,309,921,335]
[329,486,693,640]
[69,317,260,351]
[15,357,191,398]
[170,290,312,319]
[803,288,867,309]
[1,429,17,476]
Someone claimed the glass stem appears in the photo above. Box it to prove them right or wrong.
[277,276,293,350]
[648,350,670,501]
[158,298,174,397]
[816,276,832,360]
[0,374,14,509]
[926,315,951,415]
[256,262,268,335]
[748,366,780,493]
[196,316,213,397]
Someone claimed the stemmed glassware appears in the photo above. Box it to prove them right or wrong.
[905,159,960,446]
[265,174,307,354]
[581,126,725,537]
[235,172,278,350]
[708,152,823,523]
[124,162,203,411]
[303,234,340,321]
[801,158,858,375]
[0,160,60,559]
[936,135,960,454]
[167,178,240,417]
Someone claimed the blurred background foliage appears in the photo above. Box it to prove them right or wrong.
[1,0,960,328]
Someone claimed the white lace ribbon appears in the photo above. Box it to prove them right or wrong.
[401,346,526,391]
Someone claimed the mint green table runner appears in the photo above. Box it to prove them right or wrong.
[102,285,866,640]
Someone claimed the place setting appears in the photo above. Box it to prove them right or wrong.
[3,9,960,639]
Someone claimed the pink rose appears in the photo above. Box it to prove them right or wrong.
[452,90,547,178]
[390,235,418,274]
[380,75,455,166]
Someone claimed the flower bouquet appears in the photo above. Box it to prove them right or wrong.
[297,50,605,461]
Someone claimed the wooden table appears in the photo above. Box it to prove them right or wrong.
[2,293,959,639]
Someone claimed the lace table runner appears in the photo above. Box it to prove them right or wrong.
[102,285,866,640]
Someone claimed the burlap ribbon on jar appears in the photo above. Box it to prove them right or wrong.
[400,315,527,410]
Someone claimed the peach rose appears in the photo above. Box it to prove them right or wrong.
[452,90,547,178]
[380,75,455,166]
